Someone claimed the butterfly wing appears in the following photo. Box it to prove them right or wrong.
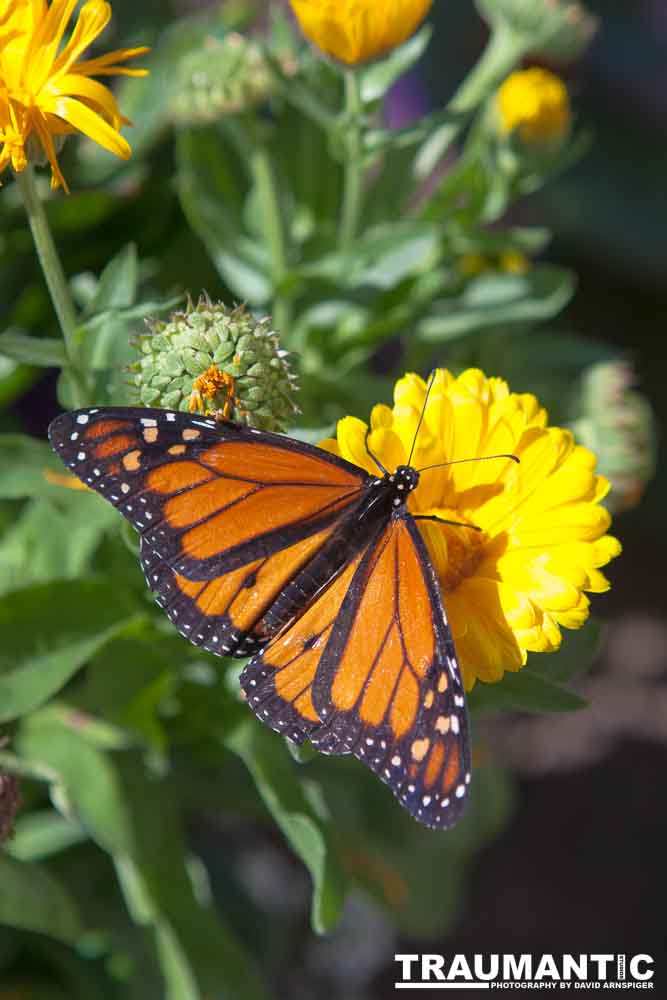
[241,512,471,829]
[48,407,368,656]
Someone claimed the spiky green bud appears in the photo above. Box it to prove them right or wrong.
[130,298,299,432]
[170,33,276,123]
[570,361,656,512]
[476,0,598,63]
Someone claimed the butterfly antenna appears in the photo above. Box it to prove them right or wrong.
[418,453,520,474]
[364,429,389,475]
[407,371,437,468]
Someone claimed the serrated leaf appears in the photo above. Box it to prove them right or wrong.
[417,265,575,341]
[0,853,82,943]
[0,330,67,367]
[0,579,145,723]
[225,719,346,934]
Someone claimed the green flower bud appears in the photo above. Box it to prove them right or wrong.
[130,298,300,432]
[570,361,656,512]
[476,0,598,63]
[170,33,276,123]
[0,771,20,844]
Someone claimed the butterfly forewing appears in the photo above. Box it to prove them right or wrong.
[49,408,367,656]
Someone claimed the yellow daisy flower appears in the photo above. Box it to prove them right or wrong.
[289,0,433,66]
[320,369,620,691]
[496,67,571,146]
[0,0,148,191]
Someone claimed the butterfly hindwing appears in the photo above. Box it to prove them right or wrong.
[49,407,368,656]
[241,513,471,829]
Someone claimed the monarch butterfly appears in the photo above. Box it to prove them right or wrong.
[48,388,505,829]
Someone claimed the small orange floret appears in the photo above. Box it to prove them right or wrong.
[188,364,237,417]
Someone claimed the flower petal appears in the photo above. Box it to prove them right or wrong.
[39,93,130,158]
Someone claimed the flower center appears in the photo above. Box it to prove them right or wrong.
[438,521,487,593]
[188,364,236,417]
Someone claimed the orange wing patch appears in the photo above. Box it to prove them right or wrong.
[241,551,367,743]
[199,441,362,487]
[83,419,130,440]
[179,484,354,561]
[93,434,136,459]
[325,519,435,741]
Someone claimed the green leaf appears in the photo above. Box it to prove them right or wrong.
[0,579,144,723]
[0,433,72,499]
[114,755,269,1000]
[226,720,346,934]
[0,853,82,943]
[0,495,118,598]
[0,329,67,367]
[313,754,515,938]
[17,714,136,856]
[298,222,441,289]
[527,621,603,684]
[8,810,88,862]
[468,668,589,716]
[78,294,181,374]
[0,356,40,409]
[417,265,575,341]
[360,26,432,103]
[83,243,138,316]
[176,126,271,303]
[14,723,268,999]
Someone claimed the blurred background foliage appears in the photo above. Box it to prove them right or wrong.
[0,1,663,997]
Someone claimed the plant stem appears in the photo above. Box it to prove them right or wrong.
[338,69,364,254]
[414,23,526,179]
[248,143,291,334]
[16,165,87,406]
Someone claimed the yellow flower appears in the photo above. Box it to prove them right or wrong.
[496,67,570,145]
[320,369,620,690]
[0,0,148,191]
[289,0,432,66]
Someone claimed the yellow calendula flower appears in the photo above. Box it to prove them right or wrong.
[320,369,620,691]
[496,67,570,145]
[289,0,433,66]
[0,0,148,191]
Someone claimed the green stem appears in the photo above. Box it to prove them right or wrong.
[16,165,87,406]
[248,142,291,334]
[414,23,527,179]
[338,70,364,254]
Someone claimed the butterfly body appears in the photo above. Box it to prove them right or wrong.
[49,406,471,828]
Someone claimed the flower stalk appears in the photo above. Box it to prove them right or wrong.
[338,69,364,254]
[16,165,87,406]
[248,139,292,334]
[414,22,526,179]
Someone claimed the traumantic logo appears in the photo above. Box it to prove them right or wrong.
[394,954,654,990]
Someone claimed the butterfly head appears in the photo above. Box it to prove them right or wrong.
[386,464,420,506]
